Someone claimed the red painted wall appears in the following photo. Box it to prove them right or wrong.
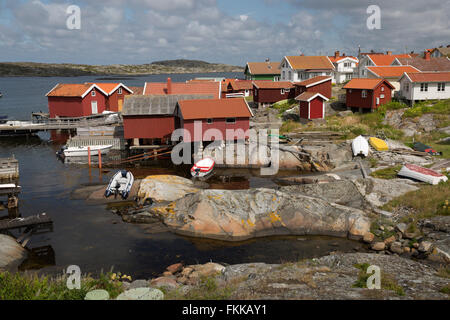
[107,88,131,112]
[48,88,107,118]
[299,98,324,119]
[299,101,309,119]
[346,83,392,110]
[123,115,175,142]
[181,118,250,142]
[295,80,332,99]
[253,87,295,104]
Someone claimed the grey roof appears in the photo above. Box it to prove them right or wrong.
[122,94,213,116]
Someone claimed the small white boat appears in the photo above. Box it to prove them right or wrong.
[105,170,134,200]
[62,145,112,157]
[191,158,215,178]
[398,164,448,185]
[352,135,369,157]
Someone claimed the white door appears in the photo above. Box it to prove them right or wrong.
[91,101,98,114]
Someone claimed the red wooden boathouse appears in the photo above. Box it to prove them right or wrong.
[174,98,254,143]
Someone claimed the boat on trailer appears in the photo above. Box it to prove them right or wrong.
[105,170,134,200]
[58,145,113,157]
[191,158,215,178]
[352,135,369,157]
[398,164,448,185]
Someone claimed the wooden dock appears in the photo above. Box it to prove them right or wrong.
[0,113,122,135]
[0,157,19,180]
[0,213,53,234]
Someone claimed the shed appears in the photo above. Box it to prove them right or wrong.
[174,98,253,143]
[296,92,329,120]
[344,78,395,111]
[122,94,212,146]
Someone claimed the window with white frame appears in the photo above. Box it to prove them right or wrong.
[282,71,285,79]
[206,119,213,124]
[288,71,292,80]
[346,74,352,80]
[380,94,385,99]
[362,90,367,98]
[420,83,428,92]
[404,83,409,92]
[118,88,122,94]
[381,86,384,92]
[91,90,96,96]
[437,83,446,91]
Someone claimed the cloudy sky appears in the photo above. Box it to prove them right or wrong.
[0,0,448,66]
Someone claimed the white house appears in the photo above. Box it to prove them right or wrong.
[328,51,358,84]
[431,46,450,58]
[357,52,412,78]
[279,56,334,82]
[398,72,450,103]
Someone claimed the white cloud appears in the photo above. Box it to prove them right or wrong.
[0,0,448,65]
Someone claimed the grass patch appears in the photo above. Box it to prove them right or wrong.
[164,276,235,300]
[273,99,297,115]
[440,285,450,295]
[370,165,402,179]
[0,271,125,300]
[436,266,450,279]
[353,263,405,296]
[280,119,303,134]
[383,182,450,220]
[403,100,450,118]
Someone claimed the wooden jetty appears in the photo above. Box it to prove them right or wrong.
[0,213,53,247]
[0,112,122,135]
[0,213,52,233]
[0,157,19,180]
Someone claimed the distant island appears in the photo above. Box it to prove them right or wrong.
[0,59,244,77]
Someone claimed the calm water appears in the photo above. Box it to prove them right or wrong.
[0,74,366,278]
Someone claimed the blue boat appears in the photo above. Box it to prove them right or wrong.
[0,115,7,124]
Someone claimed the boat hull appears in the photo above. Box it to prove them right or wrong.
[369,137,389,151]
[398,164,448,185]
[352,136,369,157]
[191,158,215,178]
[105,170,134,200]
[63,145,112,157]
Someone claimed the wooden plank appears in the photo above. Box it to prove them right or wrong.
[0,213,52,232]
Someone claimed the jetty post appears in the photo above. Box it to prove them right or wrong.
[88,147,91,167]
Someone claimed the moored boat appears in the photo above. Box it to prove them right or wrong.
[62,145,113,157]
[352,135,369,157]
[369,137,389,151]
[191,157,215,178]
[105,170,134,200]
[398,164,448,185]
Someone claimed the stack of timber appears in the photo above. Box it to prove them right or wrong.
[286,131,344,146]
[0,157,19,180]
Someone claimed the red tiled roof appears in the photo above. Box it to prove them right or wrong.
[396,57,450,72]
[295,76,332,87]
[144,81,221,99]
[229,79,254,91]
[246,62,280,75]
[177,98,253,120]
[343,78,394,90]
[368,54,411,66]
[284,56,334,70]
[128,86,144,95]
[404,72,450,83]
[366,66,420,78]
[46,83,107,97]
[253,81,294,89]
